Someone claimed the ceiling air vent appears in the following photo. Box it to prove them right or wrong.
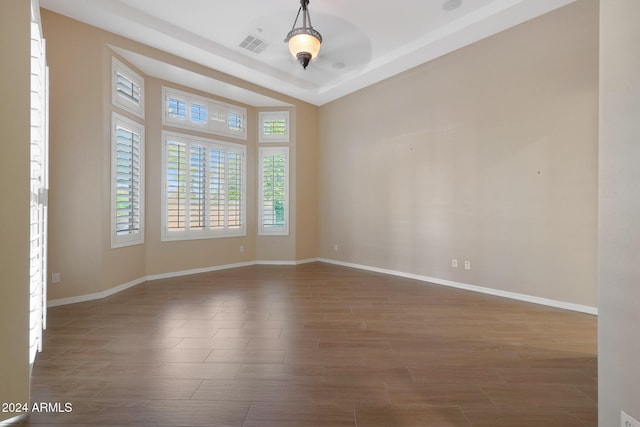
[239,34,269,54]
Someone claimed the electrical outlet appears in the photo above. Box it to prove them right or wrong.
[464,261,471,270]
[52,272,61,283]
[451,259,458,268]
[240,245,245,253]
[334,244,339,252]
[622,410,640,427]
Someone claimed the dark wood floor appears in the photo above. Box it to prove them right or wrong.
[22,262,597,426]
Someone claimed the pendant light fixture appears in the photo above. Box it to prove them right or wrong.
[285,0,322,69]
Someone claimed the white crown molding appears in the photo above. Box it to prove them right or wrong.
[40,0,576,106]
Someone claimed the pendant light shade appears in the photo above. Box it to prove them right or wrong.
[285,0,322,69]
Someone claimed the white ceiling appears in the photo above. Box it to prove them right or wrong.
[40,0,575,106]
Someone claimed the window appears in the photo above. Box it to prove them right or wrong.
[190,103,208,124]
[162,131,246,241]
[30,0,48,364]
[258,111,290,235]
[259,111,290,143]
[111,113,144,248]
[259,147,289,235]
[112,57,144,118]
[162,87,247,139]
[168,97,187,120]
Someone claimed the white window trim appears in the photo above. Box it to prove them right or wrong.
[112,57,144,119]
[111,112,145,248]
[259,111,290,143]
[161,131,247,241]
[258,146,289,236]
[162,87,247,140]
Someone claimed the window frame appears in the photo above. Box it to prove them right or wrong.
[111,112,145,248]
[162,87,247,140]
[112,57,144,119]
[161,130,247,242]
[258,146,290,236]
[259,111,290,143]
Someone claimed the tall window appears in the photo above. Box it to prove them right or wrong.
[259,147,289,235]
[112,57,144,118]
[111,113,144,247]
[162,131,246,241]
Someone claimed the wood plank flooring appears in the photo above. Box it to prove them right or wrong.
[22,263,597,426]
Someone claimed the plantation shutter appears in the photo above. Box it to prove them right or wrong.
[168,97,187,120]
[227,111,243,133]
[259,147,289,235]
[111,113,144,248]
[190,103,207,124]
[259,111,290,143]
[209,149,226,229]
[114,126,141,235]
[115,72,141,106]
[163,87,247,139]
[189,145,207,230]
[227,150,244,229]
[112,57,144,118]
[163,133,245,239]
[29,0,49,364]
[166,141,187,231]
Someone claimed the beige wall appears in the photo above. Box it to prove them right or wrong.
[44,11,110,299]
[598,0,640,424]
[294,103,320,260]
[318,0,599,307]
[0,0,31,421]
[41,10,318,301]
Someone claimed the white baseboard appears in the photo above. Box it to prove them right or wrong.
[145,261,256,281]
[294,258,321,265]
[255,260,297,266]
[317,258,598,316]
[47,257,597,315]
[47,259,320,307]
[255,258,320,266]
[47,277,147,308]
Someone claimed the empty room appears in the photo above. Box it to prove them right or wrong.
[1,0,638,426]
